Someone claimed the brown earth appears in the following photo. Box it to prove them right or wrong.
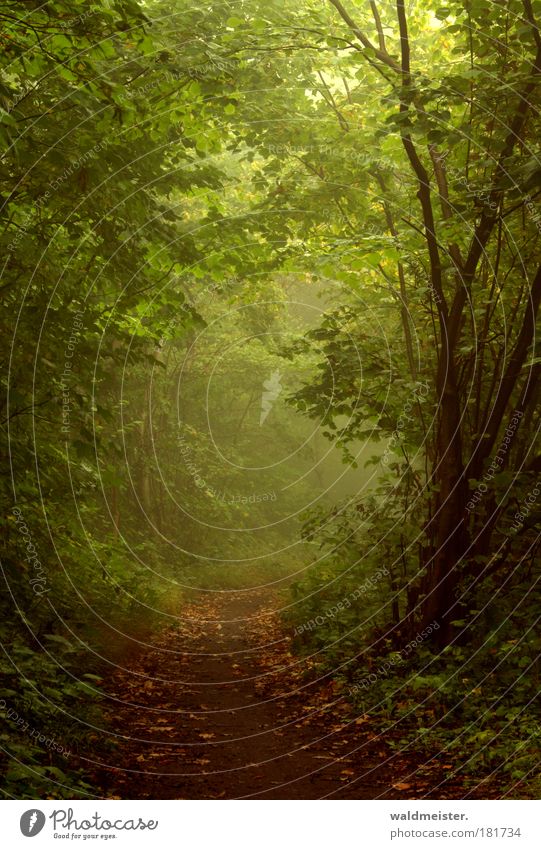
[82,589,467,799]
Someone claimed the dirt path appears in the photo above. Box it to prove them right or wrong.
[85,590,432,799]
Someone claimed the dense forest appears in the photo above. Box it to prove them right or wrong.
[1,0,540,800]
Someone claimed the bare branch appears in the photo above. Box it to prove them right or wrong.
[523,0,541,52]
[316,70,349,131]
[370,0,387,53]
[395,0,448,328]
[428,144,463,268]
[327,0,400,71]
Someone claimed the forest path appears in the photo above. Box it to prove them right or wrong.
[89,589,423,799]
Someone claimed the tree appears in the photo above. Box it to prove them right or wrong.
[217,0,541,644]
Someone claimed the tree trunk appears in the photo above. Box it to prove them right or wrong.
[419,374,469,644]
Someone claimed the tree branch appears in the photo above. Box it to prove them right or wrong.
[327,0,400,71]
[428,145,463,256]
[395,0,448,332]
[447,13,541,350]
[370,0,387,53]
[316,70,349,131]
[373,169,417,377]
[470,262,541,474]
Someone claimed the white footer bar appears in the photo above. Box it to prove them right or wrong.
[2,799,540,848]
